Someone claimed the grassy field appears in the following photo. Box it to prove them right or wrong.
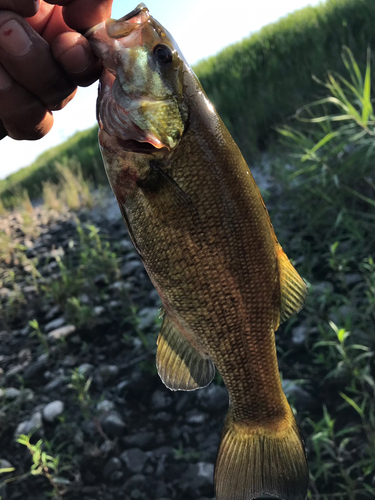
[0,5,374,496]
[2,0,375,208]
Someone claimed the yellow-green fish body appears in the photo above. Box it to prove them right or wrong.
[87,5,309,499]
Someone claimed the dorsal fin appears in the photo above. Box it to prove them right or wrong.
[277,245,308,324]
[156,313,215,391]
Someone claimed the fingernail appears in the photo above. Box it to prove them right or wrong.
[60,44,90,74]
[0,64,12,90]
[0,20,32,56]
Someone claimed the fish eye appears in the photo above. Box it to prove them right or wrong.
[154,44,173,64]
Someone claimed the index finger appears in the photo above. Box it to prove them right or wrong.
[45,0,112,32]
[0,0,40,18]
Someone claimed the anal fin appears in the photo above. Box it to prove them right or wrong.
[277,246,308,324]
[156,313,215,391]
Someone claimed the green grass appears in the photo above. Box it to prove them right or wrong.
[272,48,375,499]
[195,0,375,159]
[2,0,375,207]
[0,127,104,208]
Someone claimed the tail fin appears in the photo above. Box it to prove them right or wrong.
[215,409,308,500]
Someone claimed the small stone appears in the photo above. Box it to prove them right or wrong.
[94,274,107,287]
[98,365,119,382]
[0,459,13,470]
[78,363,94,376]
[96,400,115,413]
[101,412,126,438]
[23,286,37,294]
[44,374,66,392]
[4,388,21,400]
[344,273,362,286]
[5,365,24,379]
[151,390,172,410]
[137,307,158,330]
[23,354,48,380]
[0,288,11,299]
[79,294,90,305]
[180,462,214,496]
[291,324,309,346]
[197,384,228,412]
[186,410,206,425]
[15,411,43,438]
[111,470,124,482]
[282,380,315,411]
[123,432,155,450]
[45,305,61,321]
[47,325,76,341]
[18,349,31,363]
[94,306,105,316]
[44,317,65,333]
[121,260,143,277]
[43,401,64,423]
[103,457,122,479]
[120,448,147,473]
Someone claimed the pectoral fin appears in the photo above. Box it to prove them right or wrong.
[156,313,215,391]
[277,246,308,324]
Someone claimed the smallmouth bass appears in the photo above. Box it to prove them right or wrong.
[87,4,309,499]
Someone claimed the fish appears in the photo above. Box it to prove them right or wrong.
[86,4,309,499]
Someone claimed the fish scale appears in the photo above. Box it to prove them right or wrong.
[87,4,309,500]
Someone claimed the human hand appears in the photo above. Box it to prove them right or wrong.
[0,0,112,141]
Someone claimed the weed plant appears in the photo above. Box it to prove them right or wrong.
[44,221,120,328]
[0,434,68,499]
[275,49,375,499]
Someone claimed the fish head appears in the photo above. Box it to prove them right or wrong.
[86,3,189,157]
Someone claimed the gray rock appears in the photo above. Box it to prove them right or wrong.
[43,400,64,423]
[47,325,76,341]
[103,457,122,479]
[4,388,21,400]
[120,448,147,473]
[123,474,146,498]
[44,374,67,392]
[94,273,107,287]
[151,390,172,410]
[45,317,65,333]
[15,411,43,438]
[45,305,61,321]
[121,260,143,277]
[98,365,119,382]
[0,459,13,470]
[123,432,155,450]
[78,363,94,376]
[186,410,207,425]
[291,324,309,345]
[137,307,158,330]
[18,349,31,363]
[181,462,214,496]
[5,365,24,379]
[282,380,315,411]
[197,384,228,412]
[312,281,334,295]
[94,306,105,316]
[23,353,48,380]
[101,411,126,438]
[96,400,115,413]
[344,273,362,286]
[20,389,35,403]
[111,470,124,482]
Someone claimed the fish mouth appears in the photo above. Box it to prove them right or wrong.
[115,138,162,154]
[96,69,169,154]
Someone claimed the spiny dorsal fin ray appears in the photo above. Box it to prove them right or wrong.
[156,313,215,391]
[277,245,308,325]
